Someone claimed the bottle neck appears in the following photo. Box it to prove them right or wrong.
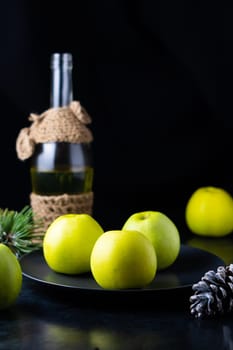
[50,53,73,108]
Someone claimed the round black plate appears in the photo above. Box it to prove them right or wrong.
[20,245,224,295]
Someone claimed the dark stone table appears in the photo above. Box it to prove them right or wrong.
[1,269,233,350]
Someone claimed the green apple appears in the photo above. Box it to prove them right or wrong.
[43,214,104,274]
[122,211,180,270]
[90,230,157,289]
[0,243,22,310]
[185,186,233,237]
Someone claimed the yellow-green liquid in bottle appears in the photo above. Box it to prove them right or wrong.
[30,142,93,196]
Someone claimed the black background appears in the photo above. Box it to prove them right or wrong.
[0,1,232,231]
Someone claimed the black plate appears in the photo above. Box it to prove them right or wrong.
[20,245,224,296]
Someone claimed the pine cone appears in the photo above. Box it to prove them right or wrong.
[190,264,233,318]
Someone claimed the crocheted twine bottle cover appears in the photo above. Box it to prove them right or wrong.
[16,101,94,231]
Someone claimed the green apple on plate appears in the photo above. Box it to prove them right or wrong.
[43,213,104,274]
[122,211,181,270]
[90,229,157,289]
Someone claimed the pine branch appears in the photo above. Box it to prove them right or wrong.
[0,206,44,258]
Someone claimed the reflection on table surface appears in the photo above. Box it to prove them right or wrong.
[9,316,233,350]
[185,234,233,265]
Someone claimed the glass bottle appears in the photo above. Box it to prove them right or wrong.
[30,53,93,196]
